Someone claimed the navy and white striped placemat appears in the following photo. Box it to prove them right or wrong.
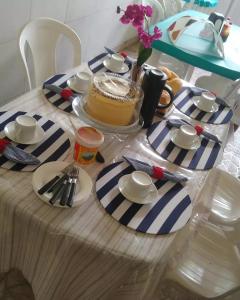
[43,73,75,114]
[0,111,70,172]
[173,87,233,124]
[147,119,222,170]
[96,160,192,235]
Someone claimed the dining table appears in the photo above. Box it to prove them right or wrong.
[0,59,239,300]
[152,9,240,81]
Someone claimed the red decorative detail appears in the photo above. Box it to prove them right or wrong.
[60,88,73,100]
[195,125,203,136]
[120,51,128,58]
[152,166,164,179]
[210,91,217,96]
[0,139,10,152]
[168,21,176,31]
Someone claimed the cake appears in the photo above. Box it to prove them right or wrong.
[167,78,183,95]
[85,74,141,126]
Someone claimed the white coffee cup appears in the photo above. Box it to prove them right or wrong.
[175,125,197,147]
[199,91,216,111]
[15,115,37,142]
[124,171,153,198]
[108,54,124,70]
[74,71,92,91]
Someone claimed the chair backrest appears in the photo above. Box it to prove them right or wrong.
[19,18,81,90]
[142,0,165,25]
[224,79,240,125]
[165,218,240,298]
[158,0,182,18]
[224,78,240,99]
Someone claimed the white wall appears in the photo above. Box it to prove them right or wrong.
[0,0,136,106]
[217,0,240,25]
[1,0,238,106]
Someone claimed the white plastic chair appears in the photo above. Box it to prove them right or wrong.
[142,0,165,26]
[195,74,240,98]
[165,218,240,298]
[199,168,240,244]
[19,18,81,90]
[223,79,240,125]
[158,0,182,18]
[205,169,240,226]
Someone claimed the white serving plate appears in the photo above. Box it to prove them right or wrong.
[32,161,93,208]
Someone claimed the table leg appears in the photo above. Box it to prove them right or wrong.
[147,49,190,79]
[146,48,163,67]
[184,65,195,82]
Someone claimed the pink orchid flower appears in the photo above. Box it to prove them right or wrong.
[118,4,162,48]
[138,26,162,48]
[117,4,162,67]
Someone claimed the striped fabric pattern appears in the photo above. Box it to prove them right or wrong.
[0,111,70,172]
[147,119,222,170]
[174,87,233,124]
[96,160,192,235]
[43,73,75,114]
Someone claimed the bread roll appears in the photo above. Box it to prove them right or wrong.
[158,66,179,80]
[169,70,179,79]
[167,78,183,95]
[158,66,172,80]
[157,90,172,114]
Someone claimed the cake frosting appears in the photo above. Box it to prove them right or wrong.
[85,74,141,126]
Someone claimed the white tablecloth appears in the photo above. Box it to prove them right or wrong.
[0,64,237,300]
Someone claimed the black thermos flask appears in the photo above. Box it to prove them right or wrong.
[140,69,173,128]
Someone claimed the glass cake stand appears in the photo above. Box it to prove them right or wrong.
[72,96,144,134]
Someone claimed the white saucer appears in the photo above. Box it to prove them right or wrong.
[103,59,129,74]
[67,77,88,94]
[192,98,219,113]
[32,161,93,208]
[4,121,45,145]
[171,129,201,150]
[118,174,158,205]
